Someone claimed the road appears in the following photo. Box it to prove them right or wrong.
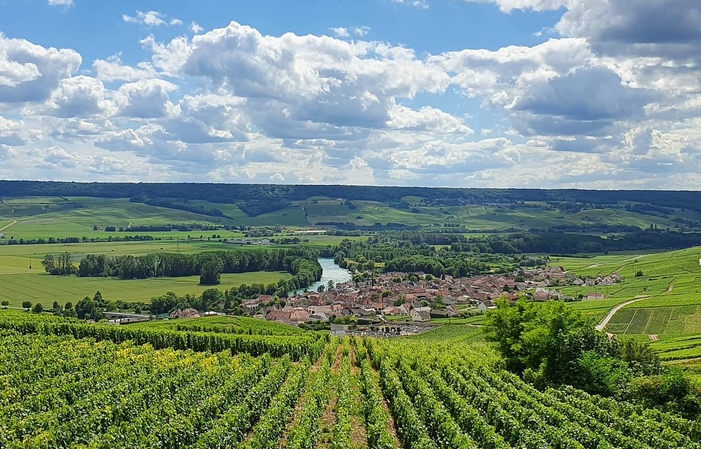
[0,220,17,232]
[595,297,648,332]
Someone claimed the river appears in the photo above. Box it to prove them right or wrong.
[293,258,352,295]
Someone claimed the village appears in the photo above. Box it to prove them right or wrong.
[238,265,621,336]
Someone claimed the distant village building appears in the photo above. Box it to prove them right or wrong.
[588,292,605,300]
[330,324,349,337]
[170,308,200,319]
[477,300,496,312]
[410,307,431,322]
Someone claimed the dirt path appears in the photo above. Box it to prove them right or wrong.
[0,220,17,232]
[596,297,648,331]
[349,347,369,449]
[316,346,343,449]
[667,280,676,293]
[613,254,650,274]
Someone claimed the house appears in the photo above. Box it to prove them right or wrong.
[290,308,310,323]
[588,292,605,300]
[410,309,431,322]
[533,290,550,301]
[309,312,329,322]
[266,309,292,322]
[170,308,200,319]
[477,300,496,312]
[331,324,349,337]
[243,299,260,313]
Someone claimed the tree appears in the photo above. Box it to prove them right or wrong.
[485,298,624,396]
[199,254,223,285]
[65,301,73,310]
[22,301,31,310]
[327,279,335,289]
[41,254,56,274]
[52,301,60,311]
[317,285,325,293]
[1,300,8,309]
[32,303,44,314]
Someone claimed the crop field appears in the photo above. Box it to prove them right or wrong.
[130,315,307,336]
[552,247,701,322]
[1,312,699,449]
[0,271,291,308]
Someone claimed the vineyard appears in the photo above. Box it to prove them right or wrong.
[2,313,701,448]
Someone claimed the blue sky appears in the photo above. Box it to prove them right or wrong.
[0,0,700,188]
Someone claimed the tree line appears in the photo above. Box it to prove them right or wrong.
[6,180,701,212]
[42,248,323,291]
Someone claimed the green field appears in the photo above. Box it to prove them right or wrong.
[555,247,701,370]
[553,247,701,322]
[0,271,291,308]
[2,195,700,241]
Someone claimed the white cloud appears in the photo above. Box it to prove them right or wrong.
[392,0,430,9]
[0,33,81,103]
[190,22,204,34]
[0,8,701,188]
[48,0,73,6]
[329,27,350,38]
[93,55,157,82]
[122,10,183,28]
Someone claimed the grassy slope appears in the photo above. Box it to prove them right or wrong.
[556,247,701,367]
[2,196,699,240]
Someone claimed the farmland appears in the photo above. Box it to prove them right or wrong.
[0,270,291,308]
[2,195,701,242]
[1,312,699,449]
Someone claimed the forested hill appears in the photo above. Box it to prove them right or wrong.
[2,180,701,211]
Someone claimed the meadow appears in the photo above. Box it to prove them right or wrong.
[0,271,291,308]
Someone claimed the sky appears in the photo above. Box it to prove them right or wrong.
[0,0,700,189]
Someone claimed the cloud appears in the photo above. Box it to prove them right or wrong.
[172,21,449,133]
[0,33,81,103]
[122,11,183,28]
[392,0,430,9]
[93,55,157,82]
[1,9,701,188]
[48,0,73,6]
[330,27,350,38]
[114,79,178,119]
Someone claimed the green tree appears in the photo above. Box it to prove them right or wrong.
[485,298,623,395]
[199,254,223,285]
[52,301,60,310]
[1,300,8,309]
[32,303,44,314]
[41,254,56,273]
[22,301,31,310]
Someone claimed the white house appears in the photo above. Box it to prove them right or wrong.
[410,308,431,322]
[477,300,496,312]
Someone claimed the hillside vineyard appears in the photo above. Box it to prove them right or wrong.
[0,313,699,449]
